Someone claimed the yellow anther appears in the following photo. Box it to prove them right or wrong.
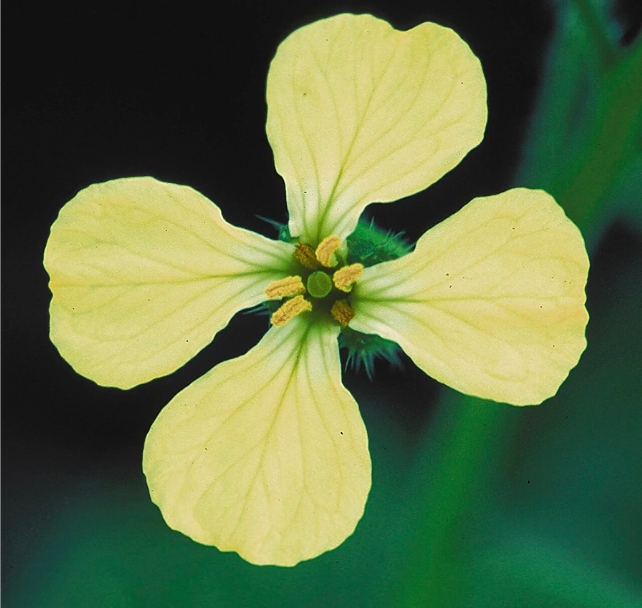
[264,276,306,299]
[294,242,319,270]
[271,295,312,327]
[333,263,364,292]
[315,235,342,267]
[330,299,355,328]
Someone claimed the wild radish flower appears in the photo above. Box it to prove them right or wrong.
[44,14,589,566]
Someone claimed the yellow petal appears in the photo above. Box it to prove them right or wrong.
[44,177,294,389]
[266,13,487,244]
[351,189,589,405]
[142,317,371,566]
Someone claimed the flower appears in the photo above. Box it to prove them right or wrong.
[43,14,589,567]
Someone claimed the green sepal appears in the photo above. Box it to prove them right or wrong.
[346,219,412,267]
[261,216,412,264]
[257,216,294,243]
[339,326,402,380]
[244,300,280,319]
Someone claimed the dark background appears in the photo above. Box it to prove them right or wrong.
[5,1,640,606]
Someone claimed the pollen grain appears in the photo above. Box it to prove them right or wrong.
[271,295,313,327]
[333,263,364,292]
[294,242,319,269]
[315,235,342,267]
[331,299,355,327]
[264,276,306,299]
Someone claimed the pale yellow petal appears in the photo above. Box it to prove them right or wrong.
[44,177,294,389]
[266,13,487,244]
[143,317,371,566]
[351,189,589,405]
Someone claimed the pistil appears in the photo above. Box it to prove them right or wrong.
[307,271,333,299]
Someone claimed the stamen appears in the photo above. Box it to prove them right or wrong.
[264,276,306,299]
[331,299,355,327]
[294,242,319,269]
[315,235,342,267]
[271,295,312,327]
[333,263,364,292]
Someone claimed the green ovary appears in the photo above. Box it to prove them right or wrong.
[307,271,333,299]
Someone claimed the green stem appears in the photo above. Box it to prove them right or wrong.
[395,394,512,606]
[515,6,588,187]
[549,39,642,242]
[570,0,619,70]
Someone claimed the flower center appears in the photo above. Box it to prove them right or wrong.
[307,271,332,298]
[264,235,363,328]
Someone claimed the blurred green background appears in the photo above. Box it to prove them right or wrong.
[4,1,641,606]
